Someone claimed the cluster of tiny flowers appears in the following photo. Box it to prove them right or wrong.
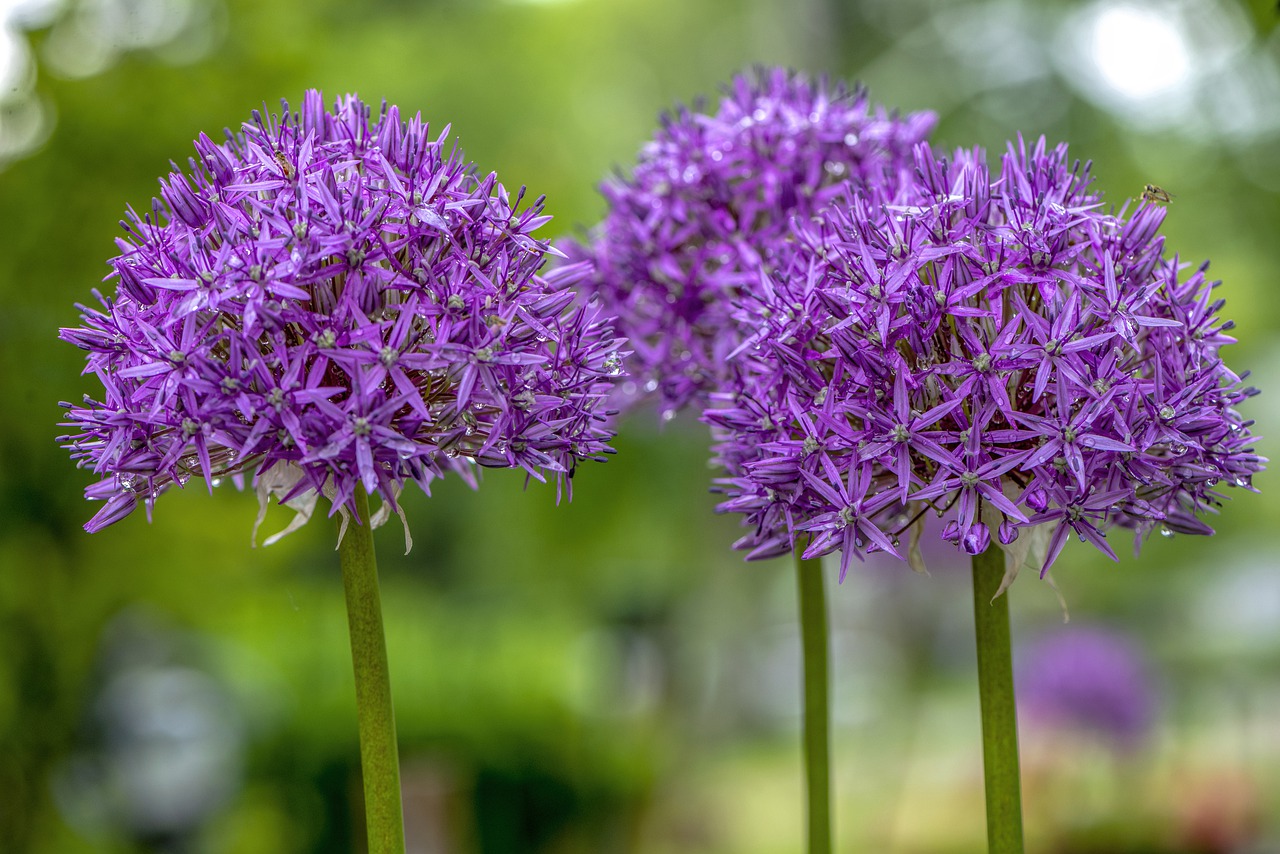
[61,91,623,536]
[706,136,1263,581]
[571,67,935,416]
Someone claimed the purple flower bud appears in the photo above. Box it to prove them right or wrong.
[998,520,1020,546]
[1024,487,1049,513]
[113,258,155,304]
[963,522,991,556]
[84,492,139,533]
[161,174,207,230]
[193,132,235,185]
[941,520,962,545]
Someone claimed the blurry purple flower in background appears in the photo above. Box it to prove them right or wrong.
[60,91,623,541]
[1016,626,1155,751]
[706,136,1263,582]
[571,67,934,417]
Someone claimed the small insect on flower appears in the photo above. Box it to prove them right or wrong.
[1142,183,1173,204]
[272,148,295,180]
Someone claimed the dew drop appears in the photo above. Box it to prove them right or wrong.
[843,133,859,146]
[661,409,676,423]
[211,478,223,488]
[1234,476,1251,487]
[1159,525,1174,538]
[643,379,659,393]
[752,108,768,122]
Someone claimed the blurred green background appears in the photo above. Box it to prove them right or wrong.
[2,0,1279,851]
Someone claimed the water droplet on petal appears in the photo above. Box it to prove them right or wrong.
[1159,525,1174,538]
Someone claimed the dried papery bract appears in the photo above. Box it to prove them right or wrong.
[571,67,935,417]
[60,91,623,540]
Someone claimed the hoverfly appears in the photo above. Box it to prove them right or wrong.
[273,149,296,180]
[1141,183,1173,204]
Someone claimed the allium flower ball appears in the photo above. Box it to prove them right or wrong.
[707,136,1263,583]
[572,67,935,416]
[60,91,623,539]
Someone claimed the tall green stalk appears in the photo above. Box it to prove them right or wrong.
[971,541,1024,853]
[338,490,406,854]
[795,551,832,854]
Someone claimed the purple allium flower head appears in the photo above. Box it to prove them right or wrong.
[571,67,935,417]
[60,91,623,541]
[707,136,1263,583]
[1016,626,1155,751]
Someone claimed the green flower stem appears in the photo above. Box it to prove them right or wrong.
[795,550,832,854]
[971,541,1025,854]
[338,490,406,854]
